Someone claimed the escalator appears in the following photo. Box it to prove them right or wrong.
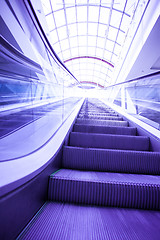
[17,98,160,240]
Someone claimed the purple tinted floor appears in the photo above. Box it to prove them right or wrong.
[18,201,160,240]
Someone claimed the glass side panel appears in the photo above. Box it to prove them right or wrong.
[104,74,160,129]
[0,0,82,161]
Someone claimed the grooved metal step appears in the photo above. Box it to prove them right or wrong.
[17,202,160,240]
[63,146,160,174]
[69,132,149,151]
[73,124,137,135]
[77,116,123,120]
[48,169,160,210]
[76,118,129,126]
[78,112,119,117]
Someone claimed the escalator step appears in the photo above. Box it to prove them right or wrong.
[80,109,115,113]
[73,124,137,135]
[69,132,149,151]
[48,169,160,210]
[78,112,119,117]
[77,116,123,120]
[17,202,160,240]
[63,146,160,174]
[76,118,128,126]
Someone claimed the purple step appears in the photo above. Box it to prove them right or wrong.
[79,111,118,114]
[79,112,118,117]
[73,124,137,135]
[17,202,160,240]
[80,110,115,114]
[69,132,149,151]
[48,169,160,210]
[63,146,160,174]
[76,118,128,127]
[77,116,123,120]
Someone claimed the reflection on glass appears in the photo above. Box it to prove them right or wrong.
[0,0,81,160]
[108,74,160,128]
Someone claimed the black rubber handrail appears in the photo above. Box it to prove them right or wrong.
[0,35,42,71]
[104,71,160,89]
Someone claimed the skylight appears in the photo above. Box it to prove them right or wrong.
[41,0,148,88]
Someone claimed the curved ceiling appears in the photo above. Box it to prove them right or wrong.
[41,0,147,88]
